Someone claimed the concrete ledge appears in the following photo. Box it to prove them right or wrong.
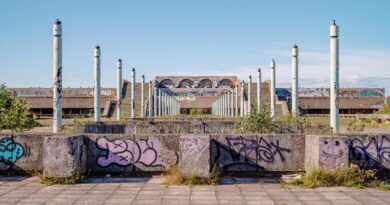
[179,134,210,177]
[43,135,86,178]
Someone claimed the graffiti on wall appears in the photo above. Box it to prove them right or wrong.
[10,88,115,97]
[212,136,291,171]
[159,88,232,97]
[276,88,385,98]
[320,138,348,170]
[181,138,209,162]
[95,137,177,168]
[0,138,24,166]
[349,135,390,169]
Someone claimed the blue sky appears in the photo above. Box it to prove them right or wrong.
[0,0,389,95]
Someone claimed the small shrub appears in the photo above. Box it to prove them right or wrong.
[237,104,275,134]
[347,118,365,132]
[189,108,204,116]
[118,117,126,125]
[164,166,220,186]
[290,164,382,189]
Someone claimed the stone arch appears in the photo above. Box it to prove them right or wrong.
[158,79,174,88]
[198,79,213,88]
[178,79,194,88]
[217,79,234,88]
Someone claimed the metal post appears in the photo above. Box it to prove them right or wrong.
[148,81,153,117]
[270,59,276,119]
[131,68,136,119]
[292,44,299,114]
[257,68,262,111]
[141,75,145,118]
[240,81,245,117]
[116,59,122,121]
[94,45,101,122]
[53,19,62,133]
[330,20,340,134]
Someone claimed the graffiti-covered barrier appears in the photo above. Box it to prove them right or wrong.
[85,134,179,173]
[210,135,306,172]
[305,134,390,172]
[0,134,49,173]
[1,133,389,176]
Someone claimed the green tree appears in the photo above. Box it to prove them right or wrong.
[0,84,37,132]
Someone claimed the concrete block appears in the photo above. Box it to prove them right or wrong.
[348,134,390,170]
[43,135,86,178]
[179,134,210,177]
[211,134,304,172]
[0,134,46,172]
[85,134,179,173]
[305,135,348,172]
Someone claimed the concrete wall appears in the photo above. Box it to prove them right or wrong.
[1,133,389,175]
[211,134,305,172]
[74,120,238,135]
[0,134,50,173]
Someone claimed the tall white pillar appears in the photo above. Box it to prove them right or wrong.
[141,75,145,118]
[148,81,153,117]
[227,92,231,117]
[270,59,276,119]
[158,89,162,117]
[235,85,238,116]
[53,19,62,133]
[116,59,122,121]
[248,75,252,114]
[292,44,299,114]
[94,45,101,122]
[257,68,262,111]
[131,68,136,119]
[330,20,340,134]
[230,90,234,117]
[154,81,158,117]
[240,81,245,117]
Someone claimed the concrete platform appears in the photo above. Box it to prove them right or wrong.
[0,176,389,205]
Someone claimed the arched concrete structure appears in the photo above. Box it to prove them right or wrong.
[158,79,174,88]
[178,79,194,88]
[217,79,234,88]
[198,79,213,88]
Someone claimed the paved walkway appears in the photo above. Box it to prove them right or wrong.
[0,176,389,205]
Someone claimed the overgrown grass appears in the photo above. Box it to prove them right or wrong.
[164,166,220,186]
[290,165,390,190]
[189,108,204,116]
[37,172,84,185]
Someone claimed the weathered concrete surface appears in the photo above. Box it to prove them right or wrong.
[305,135,348,172]
[43,135,86,178]
[348,134,390,170]
[85,134,179,173]
[73,119,237,135]
[211,134,305,172]
[179,134,210,177]
[0,134,47,172]
[2,133,389,175]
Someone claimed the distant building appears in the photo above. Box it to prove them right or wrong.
[8,76,387,117]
